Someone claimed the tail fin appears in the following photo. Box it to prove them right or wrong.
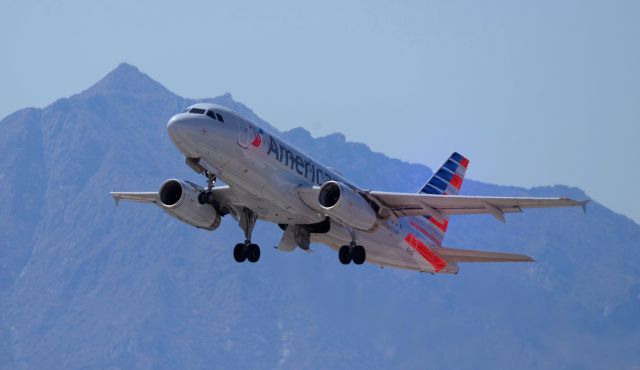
[401,153,470,272]
[409,152,470,245]
[418,152,470,231]
[419,152,469,196]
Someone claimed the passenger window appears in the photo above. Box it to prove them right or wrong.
[216,113,224,122]
[206,110,217,120]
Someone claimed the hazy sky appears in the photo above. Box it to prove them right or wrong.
[1,0,639,222]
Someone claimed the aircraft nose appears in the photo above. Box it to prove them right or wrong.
[167,114,192,143]
[166,114,202,157]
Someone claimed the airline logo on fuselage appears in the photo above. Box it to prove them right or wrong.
[267,136,334,185]
[251,128,264,148]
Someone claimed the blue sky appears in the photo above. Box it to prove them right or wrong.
[1,0,638,222]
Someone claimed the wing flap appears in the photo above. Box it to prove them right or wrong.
[433,246,534,263]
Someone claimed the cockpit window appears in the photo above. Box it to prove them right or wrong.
[206,110,217,120]
[215,112,224,122]
[189,108,206,114]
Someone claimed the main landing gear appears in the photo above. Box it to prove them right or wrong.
[338,243,366,265]
[338,228,366,265]
[233,208,261,263]
[197,171,218,206]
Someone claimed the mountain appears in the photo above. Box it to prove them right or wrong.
[0,63,638,370]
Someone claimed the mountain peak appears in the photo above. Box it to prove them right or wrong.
[113,62,139,73]
[81,63,174,100]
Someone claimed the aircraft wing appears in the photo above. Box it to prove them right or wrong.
[433,246,534,263]
[365,191,588,222]
[110,186,241,209]
[110,192,158,207]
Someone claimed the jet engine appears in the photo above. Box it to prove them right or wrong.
[158,179,221,230]
[317,181,377,231]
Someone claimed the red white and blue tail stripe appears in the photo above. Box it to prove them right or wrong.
[415,152,469,238]
[401,152,470,272]
[419,152,469,196]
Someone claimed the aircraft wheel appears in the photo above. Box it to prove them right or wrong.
[246,244,261,263]
[338,245,351,265]
[233,243,247,263]
[206,191,216,205]
[197,192,207,205]
[352,245,366,265]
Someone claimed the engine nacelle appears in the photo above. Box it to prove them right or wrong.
[317,181,377,231]
[158,179,221,230]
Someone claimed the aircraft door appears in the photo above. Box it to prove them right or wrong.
[238,118,252,148]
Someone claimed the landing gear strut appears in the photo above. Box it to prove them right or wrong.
[197,171,217,205]
[233,208,261,263]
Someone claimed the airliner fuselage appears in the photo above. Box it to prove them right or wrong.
[166,103,426,271]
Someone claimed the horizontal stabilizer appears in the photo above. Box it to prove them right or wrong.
[434,246,534,263]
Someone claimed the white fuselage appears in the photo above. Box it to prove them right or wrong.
[167,103,440,273]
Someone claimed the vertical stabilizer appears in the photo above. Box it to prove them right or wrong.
[415,152,469,238]
[401,152,470,272]
[419,152,469,197]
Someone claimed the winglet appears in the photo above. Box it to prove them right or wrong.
[110,192,120,207]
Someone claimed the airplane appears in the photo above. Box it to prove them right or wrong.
[111,103,588,274]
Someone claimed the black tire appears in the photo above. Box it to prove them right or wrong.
[352,245,366,265]
[247,244,261,263]
[197,192,207,205]
[206,191,216,205]
[233,243,246,263]
[338,245,351,265]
